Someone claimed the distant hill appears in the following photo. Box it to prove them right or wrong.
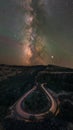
[0,64,73,70]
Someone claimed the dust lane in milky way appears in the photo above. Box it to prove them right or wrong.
[0,0,73,68]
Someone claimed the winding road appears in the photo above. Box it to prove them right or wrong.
[10,83,59,122]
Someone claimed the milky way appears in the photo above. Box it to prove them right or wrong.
[21,0,49,65]
[0,0,73,68]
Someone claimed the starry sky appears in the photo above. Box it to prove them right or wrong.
[0,0,73,68]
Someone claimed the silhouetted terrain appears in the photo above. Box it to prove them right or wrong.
[0,64,73,130]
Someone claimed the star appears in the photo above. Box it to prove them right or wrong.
[51,56,54,59]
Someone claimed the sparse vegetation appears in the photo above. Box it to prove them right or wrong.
[23,88,51,114]
[0,64,73,125]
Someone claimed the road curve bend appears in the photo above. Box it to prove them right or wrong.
[10,84,59,122]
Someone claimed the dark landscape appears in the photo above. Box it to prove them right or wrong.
[0,64,73,130]
[0,0,73,129]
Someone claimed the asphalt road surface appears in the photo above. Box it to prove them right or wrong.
[9,83,59,122]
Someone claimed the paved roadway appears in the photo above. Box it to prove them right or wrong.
[7,71,73,121]
[39,71,73,75]
[41,84,58,114]
[10,83,59,121]
[48,72,73,74]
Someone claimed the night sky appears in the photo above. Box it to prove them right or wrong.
[0,0,73,68]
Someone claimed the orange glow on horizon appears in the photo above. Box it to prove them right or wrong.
[23,43,33,64]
